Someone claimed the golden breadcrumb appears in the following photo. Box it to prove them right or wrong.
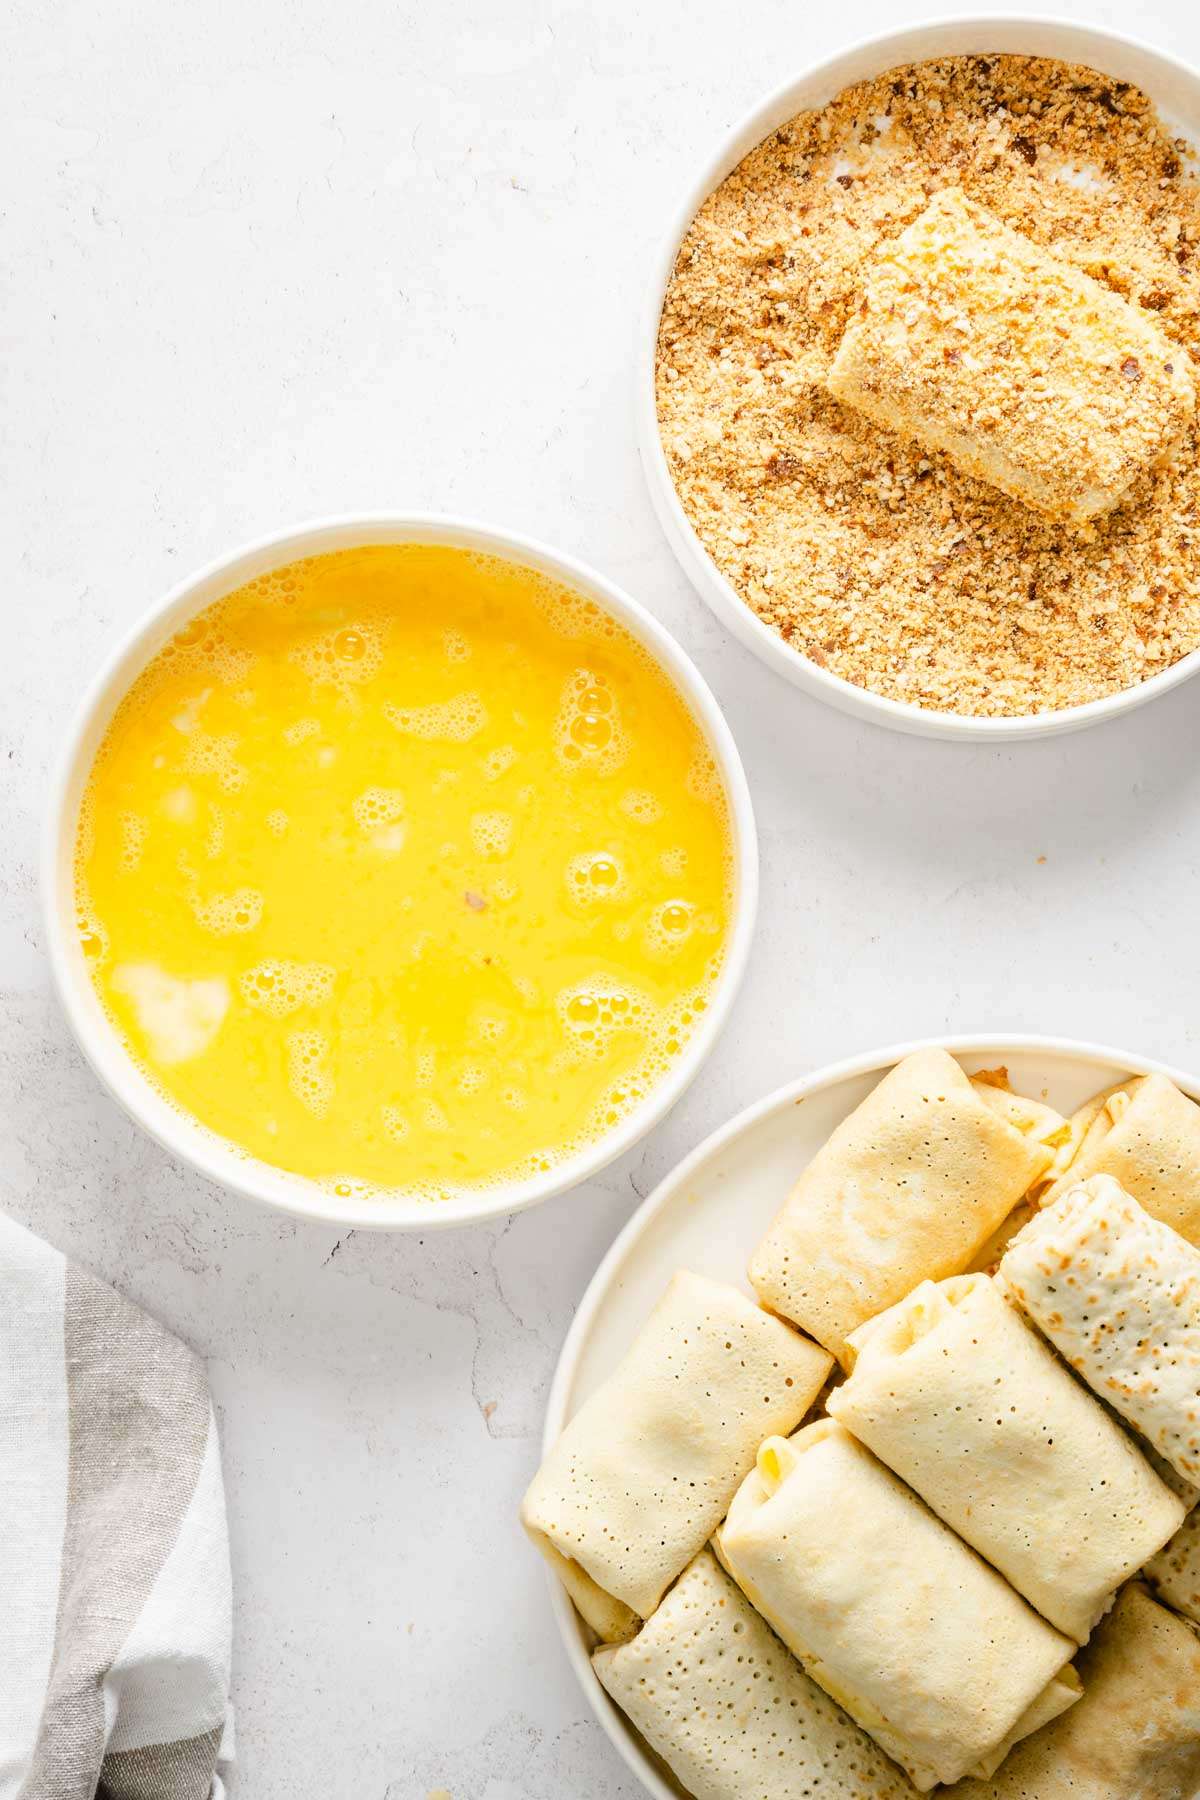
[656,55,1200,717]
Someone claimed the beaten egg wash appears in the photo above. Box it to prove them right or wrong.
[76,546,733,1197]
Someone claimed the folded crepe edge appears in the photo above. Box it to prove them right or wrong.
[523,1523,640,1644]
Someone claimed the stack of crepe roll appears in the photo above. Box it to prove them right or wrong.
[522,1048,1200,1797]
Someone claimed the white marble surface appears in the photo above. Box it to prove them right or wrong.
[7,1,1200,1794]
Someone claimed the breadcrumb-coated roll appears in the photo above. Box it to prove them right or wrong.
[828,188,1195,526]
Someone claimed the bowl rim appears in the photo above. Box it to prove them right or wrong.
[539,1029,1200,1798]
[42,511,759,1231]
[637,13,1200,741]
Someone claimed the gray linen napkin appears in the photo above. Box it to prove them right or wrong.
[1,1212,234,1799]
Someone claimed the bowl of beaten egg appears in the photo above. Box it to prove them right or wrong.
[44,517,756,1228]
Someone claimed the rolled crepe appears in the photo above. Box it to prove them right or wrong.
[829,1273,1184,1641]
[714,1420,1077,1790]
[1039,1073,1200,1243]
[592,1548,914,1800]
[521,1271,830,1637]
[1144,1442,1200,1505]
[749,1049,1064,1363]
[946,1583,1200,1799]
[1147,1505,1200,1627]
[1001,1175,1200,1485]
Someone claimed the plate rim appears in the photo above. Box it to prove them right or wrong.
[539,1031,1200,1799]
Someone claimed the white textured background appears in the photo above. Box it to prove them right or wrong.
[5,1,1200,1794]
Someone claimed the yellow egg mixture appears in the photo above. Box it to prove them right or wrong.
[76,545,733,1197]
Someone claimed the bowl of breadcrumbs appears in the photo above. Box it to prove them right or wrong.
[643,19,1200,739]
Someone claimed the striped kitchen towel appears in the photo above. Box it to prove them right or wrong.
[1,1212,234,1800]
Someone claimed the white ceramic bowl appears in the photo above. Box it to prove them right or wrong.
[539,1032,1200,1796]
[43,514,758,1230]
[639,16,1200,741]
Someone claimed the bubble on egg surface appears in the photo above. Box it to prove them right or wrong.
[76,794,96,862]
[353,787,407,852]
[112,963,230,1066]
[183,732,246,794]
[119,812,147,872]
[205,807,225,859]
[557,979,648,1058]
[553,668,628,775]
[190,887,263,935]
[332,627,370,665]
[456,1062,488,1097]
[644,898,695,958]
[381,1104,410,1143]
[384,693,487,742]
[290,621,384,685]
[400,1178,461,1204]
[686,749,724,805]
[329,1176,371,1204]
[620,788,662,825]
[483,745,517,781]
[164,621,253,686]
[442,629,471,663]
[527,573,603,640]
[265,809,288,836]
[168,617,209,650]
[471,1006,509,1047]
[284,718,320,746]
[578,980,714,1135]
[240,959,335,1018]
[591,1071,651,1132]
[353,787,402,829]
[471,810,513,858]
[287,1029,333,1115]
[565,850,626,906]
[660,846,688,878]
[525,570,650,652]
[75,892,108,967]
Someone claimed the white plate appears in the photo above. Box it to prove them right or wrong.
[541,1033,1200,1799]
[638,17,1200,741]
